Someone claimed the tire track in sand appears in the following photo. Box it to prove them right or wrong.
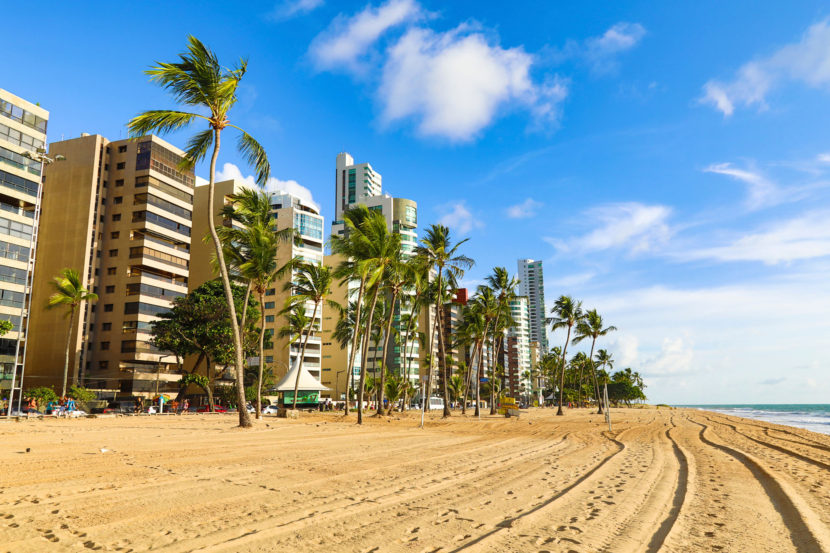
[689,418,830,553]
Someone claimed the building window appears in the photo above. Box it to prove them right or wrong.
[118,145,127,153]
[113,196,123,205]
[265,356,274,363]
[112,214,121,222]
[107,267,116,275]
[108,249,118,257]
[111,231,119,239]
[265,315,275,323]
[100,342,110,351]
[105,285,115,293]
[102,322,112,331]
[104,304,113,312]
[265,288,275,296]
[116,162,126,170]
[98,361,109,370]
[264,301,275,309]
[115,179,124,187]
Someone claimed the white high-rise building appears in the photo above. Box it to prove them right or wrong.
[517,259,547,351]
[506,296,531,398]
[333,152,382,232]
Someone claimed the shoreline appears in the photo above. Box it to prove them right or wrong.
[1,408,829,552]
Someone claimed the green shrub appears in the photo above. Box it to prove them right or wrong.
[68,385,97,402]
[25,386,58,406]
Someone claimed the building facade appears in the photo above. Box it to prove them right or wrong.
[0,89,49,396]
[189,180,325,387]
[504,296,531,399]
[27,134,193,394]
[517,259,547,351]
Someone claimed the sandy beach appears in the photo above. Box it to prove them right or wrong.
[1,408,829,553]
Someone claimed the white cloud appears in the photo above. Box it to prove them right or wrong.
[584,22,646,73]
[380,25,567,140]
[679,210,830,265]
[269,0,324,21]
[309,0,567,140]
[641,336,695,377]
[309,0,421,72]
[214,162,320,212]
[437,201,483,235]
[704,162,780,210]
[818,152,830,163]
[506,197,543,218]
[547,202,672,255]
[701,19,830,116]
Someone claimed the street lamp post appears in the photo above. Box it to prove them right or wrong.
[6,149,63,419]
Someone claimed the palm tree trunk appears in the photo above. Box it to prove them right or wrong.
[241,281,252,333]
[357,285,381,424]
[437,302,451,418]
[401,290,422,411]
[556,325,572,416]
[377,291,398,416]
[292,300,319,409]
[424,273,442,412]
[61,305,77,398]
[589,338,602,415]
[344,278,366,416]
[256,292,266,419]
[489,332,497,415]
[475,334,485,418]
[461,338,479,415]
[206,128,252,427]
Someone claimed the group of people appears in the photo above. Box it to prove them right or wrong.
[0,396,80,416]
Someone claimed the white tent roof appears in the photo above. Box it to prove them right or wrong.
[274,358,330,392]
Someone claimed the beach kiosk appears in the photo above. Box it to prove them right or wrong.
[274,359,329,412]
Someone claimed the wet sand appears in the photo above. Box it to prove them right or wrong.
[1,407,829,552]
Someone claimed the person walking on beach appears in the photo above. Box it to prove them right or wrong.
[182,399,189,414]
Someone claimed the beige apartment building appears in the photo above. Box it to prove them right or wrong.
[26,134,193,395]
[190,180,325,388]
[0,89,49,396]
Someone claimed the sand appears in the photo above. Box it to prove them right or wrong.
[1,407,829,553]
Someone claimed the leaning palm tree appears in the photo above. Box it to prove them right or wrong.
[573,309,617,415]
[283,263,338,410]
[485,267,519,413]
[47,268,98,398]
[548,295,584,416]
[128,37,271,428]
[415,224,473,418]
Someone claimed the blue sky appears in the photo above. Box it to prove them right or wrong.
[8,0,830,404]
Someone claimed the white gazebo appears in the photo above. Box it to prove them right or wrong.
[274,359,329,404]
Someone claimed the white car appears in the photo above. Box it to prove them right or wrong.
[262,405,280,415]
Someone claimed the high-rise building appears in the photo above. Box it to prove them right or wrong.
[0,89,49,397]
[325,152,421,385]
[517,259,547,351]
[504,296,531,399]
[26,134,194,394]
[190,180,325,386]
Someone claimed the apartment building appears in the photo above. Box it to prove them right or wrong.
[504,296,531,399]
[26,134,193,394]
[190,180,325,387]
[517,259,547,351]
[0,89,48,395]
[325,152,422,386]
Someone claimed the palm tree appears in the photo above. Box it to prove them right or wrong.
[470,286,498,418]
[283,263,337,410]
[47,268,98,398]
[399,259,429,408]
[331,205,383,420]
[595,349,614,408]
[332,299,358,406]
[375,251,407,416]
[484,267,519,413]
[415,224,473,418]
[218,191,295,419]
[129,37,270,428]
[548,295,584,416]
[573,309,617,415]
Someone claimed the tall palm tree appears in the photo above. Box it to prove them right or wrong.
[548,295,584,416]
[47,268,98,398]
[415,224,473,418]
[283,263,338,410]
[470,286,498,418]
[573,309,617,414]
[595,349,614,408]
[400,259,429,407]
[129,37,270,428]
[217,188,296,418]
[374,251,406,416]
[331,205,379,418]
[484,267,519,414]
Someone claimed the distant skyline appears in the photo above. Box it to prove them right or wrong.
[8,1,830,404]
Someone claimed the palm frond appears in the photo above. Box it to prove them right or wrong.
[180,128,214,171]
[127,110,204,138]
[234,128,271,186]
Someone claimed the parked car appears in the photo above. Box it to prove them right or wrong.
[262,405,280,415]
[196,405,228,413]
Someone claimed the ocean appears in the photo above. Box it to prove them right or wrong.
[678,404,830,435]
